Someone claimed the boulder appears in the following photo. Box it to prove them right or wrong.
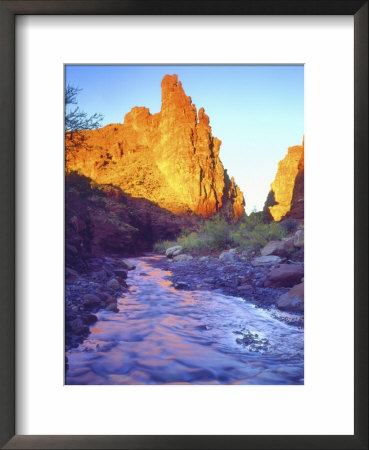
[173,254,193,262]
[107,278,120,290]
[260,238,294,258]
[96,292,109,302]
[113,269,128,279]
[276,282,304,312]
[290,247,304,262]
[294,229,304,247]
[91,269,108,281]
[105,297,117,305]
[82,314,98,325]
[241,250,255,260]
[106,302,119,312]
[121,260,136,270]
[166,245,183,258]
[68,318,87,335]
[252,255,283,266]
[264,264,304,288]
[83,294,101,306]
[219,249,238,262]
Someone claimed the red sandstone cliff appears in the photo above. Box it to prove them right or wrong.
[66,74,245,219]
[264,138,304,221]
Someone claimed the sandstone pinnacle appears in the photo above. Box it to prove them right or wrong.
[66,74,245,219]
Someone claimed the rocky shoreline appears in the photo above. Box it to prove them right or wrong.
[65,257,135,354]
[146,230,305,326]
[65,231,304,369]
[147,251,304,325]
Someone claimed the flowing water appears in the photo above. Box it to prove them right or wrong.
[66,257,304,385]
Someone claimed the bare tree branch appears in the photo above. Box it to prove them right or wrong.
[65,85,103,152]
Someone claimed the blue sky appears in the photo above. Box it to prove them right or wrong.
[66,65,304,213]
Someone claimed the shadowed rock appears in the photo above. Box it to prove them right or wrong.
[264,264,304,288]
[65,172,198,272]
[276,282,304,312]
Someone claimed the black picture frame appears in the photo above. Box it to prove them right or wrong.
[0,1,367,449]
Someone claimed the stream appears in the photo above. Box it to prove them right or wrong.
[66,256,304,385]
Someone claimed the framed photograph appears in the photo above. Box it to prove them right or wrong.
[64,63,305,387]
[1,1,367,449]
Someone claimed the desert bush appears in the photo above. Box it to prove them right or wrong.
[155,216,235,255]
[200,216,234,250]
[230,219,286,252]
[243,211,266,229]
[155,212,287,256]
[153,240,176,254]
[176,232,207,253]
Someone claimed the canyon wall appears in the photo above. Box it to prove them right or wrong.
[65,173,199,270]
[66,74,245,219]
[264,138,304,221]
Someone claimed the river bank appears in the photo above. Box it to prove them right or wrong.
[65,256,135,352]
[66,249,304,353]
[147,251,304,327]
[66,256,304,385]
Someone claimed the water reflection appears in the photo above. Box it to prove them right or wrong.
[66,257,304,385]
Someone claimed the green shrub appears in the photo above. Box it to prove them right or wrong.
[243,211,265,229]
[153,240,175,254]
[155,213,287,256]
[230,220,286,252]
[200,216,234,250]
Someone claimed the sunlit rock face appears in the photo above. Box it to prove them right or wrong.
[265,139,304,221]
[66,74,245,219]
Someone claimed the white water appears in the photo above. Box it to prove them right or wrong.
[66,257,304,385]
